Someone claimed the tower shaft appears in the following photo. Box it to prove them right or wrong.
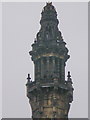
[26,2,73,119]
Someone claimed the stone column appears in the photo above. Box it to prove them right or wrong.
[57,58,60,78]
[38,59,40,74]
[36,59,40,81]
[35,60,38,80]
[52,56,55,73]
[46,57,50,77]
[61,59,65,81]
[34,61,36,80]
[41,57,44,78]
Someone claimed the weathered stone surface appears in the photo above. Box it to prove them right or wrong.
[26,2,74,119]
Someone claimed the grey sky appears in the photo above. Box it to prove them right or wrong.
[2,2,88,118]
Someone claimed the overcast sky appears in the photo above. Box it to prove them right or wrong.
[2,2,88,118]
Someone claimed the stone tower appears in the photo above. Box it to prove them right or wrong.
[26,2,74,119]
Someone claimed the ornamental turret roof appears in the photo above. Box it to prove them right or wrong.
[29,2,70,63]
[40,2,59,25]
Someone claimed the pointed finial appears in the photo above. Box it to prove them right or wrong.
[67,71,73,84]
[27,73,31,82]
[67,71,71,78]
[46,2,52,5]
[34,38,37,43]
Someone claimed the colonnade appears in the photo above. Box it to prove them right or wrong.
[34,56,65,82]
